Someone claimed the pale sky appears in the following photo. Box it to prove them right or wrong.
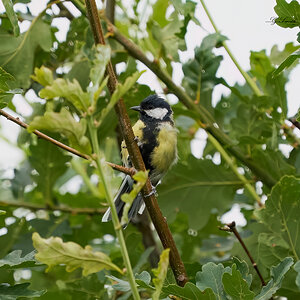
[0,0,299,167]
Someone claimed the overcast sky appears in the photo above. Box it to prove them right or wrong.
[0,0,299,171]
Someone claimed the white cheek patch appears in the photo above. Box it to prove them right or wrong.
[145,108,168,120]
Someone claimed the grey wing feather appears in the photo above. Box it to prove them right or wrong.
[102,175,133,222]
[102,175,145,224]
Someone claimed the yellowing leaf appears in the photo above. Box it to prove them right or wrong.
[152,248,170,300]
[32,232,123,276]
[28,108,91,154]
[31,66,53,86]
[39,78,89,113]
[121,170,148,225]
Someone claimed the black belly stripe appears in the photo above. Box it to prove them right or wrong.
[140,121,159,172]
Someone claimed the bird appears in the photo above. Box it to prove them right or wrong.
[102,94,178,225]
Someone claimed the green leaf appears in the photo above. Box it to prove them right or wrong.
[250,50,273,89]
[294,260,300,289]
[121,170,148,225]
[89,44,111,91]
[0,283,45,299]
[32,232,123,276]
[182,33,226,110]
[106,275,131,292]
[135,270,151,285]
[0,67,22,108]
[0,66,14,90]
[232,257,252,287]
[254,257,294,300]
[273,49,300,77]
[151,14,185,61]
[0,250,40,269]
[152,248,170,300]
[251,149,295,181]
[28,108,91,154]
[0,18,52,88]
[29,138,70,205]
[152,0,169,27]
[270,42,300,67]
[2,0,20,36]
[196,262,231,299]
[158,156,241,230]
[39,78,90,113]
[162,283,216,299]
[274,0,300,29]
[255,176,300,260]
[31,66,53,87]
[222,264,255,300]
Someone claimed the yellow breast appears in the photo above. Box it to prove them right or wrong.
[151,122,177,174]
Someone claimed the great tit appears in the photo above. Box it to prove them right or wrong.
[102,94,177,224]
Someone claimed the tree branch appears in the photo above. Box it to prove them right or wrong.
[289,118,300,131]
[106,22,277,188]
[0,109,137,177]
[85,0,188,286]
[0,200,105,215]
[0,108,90,160]
[105,0,115,24]
[220,221,266,287]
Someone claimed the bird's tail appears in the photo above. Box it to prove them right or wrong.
[102,175,145,225]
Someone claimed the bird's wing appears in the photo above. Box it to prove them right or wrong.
[102,175,134,222]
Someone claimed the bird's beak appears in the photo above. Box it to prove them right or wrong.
[130,105,141,112]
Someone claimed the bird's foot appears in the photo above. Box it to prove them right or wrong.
[144,185,158,198]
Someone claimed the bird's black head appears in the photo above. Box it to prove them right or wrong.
[131,95,173,122]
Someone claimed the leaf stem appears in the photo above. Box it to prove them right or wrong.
[220,221,266,287]
[207,132,262,206]
[0,200,105,214]
[87,119,140,300]
[199,0,263,97]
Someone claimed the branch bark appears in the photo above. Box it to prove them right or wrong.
[0,109,137,177]
[0,108,90,160]
[106,22,277,189]
[220,222,266,287]
[85,0,188,286]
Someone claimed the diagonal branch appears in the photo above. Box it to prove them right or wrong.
[105,21,277,189]
[0,109,135,176]
[0,199,105,215]
[85,0,188,286]
[0,108,89,160]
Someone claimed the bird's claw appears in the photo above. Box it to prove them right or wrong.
[144,185,157,198]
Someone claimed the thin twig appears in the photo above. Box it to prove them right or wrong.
[0,109,90,160]
[56,3,75,20]
[0,200,105,215]
[220,221,266,286]
[106,162,136,176]
[85,0,188,286]
[0,108,136,176]
[289,118,300,131]
[106,21,277,189]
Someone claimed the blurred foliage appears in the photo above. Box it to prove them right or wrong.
[0,0,300,299]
